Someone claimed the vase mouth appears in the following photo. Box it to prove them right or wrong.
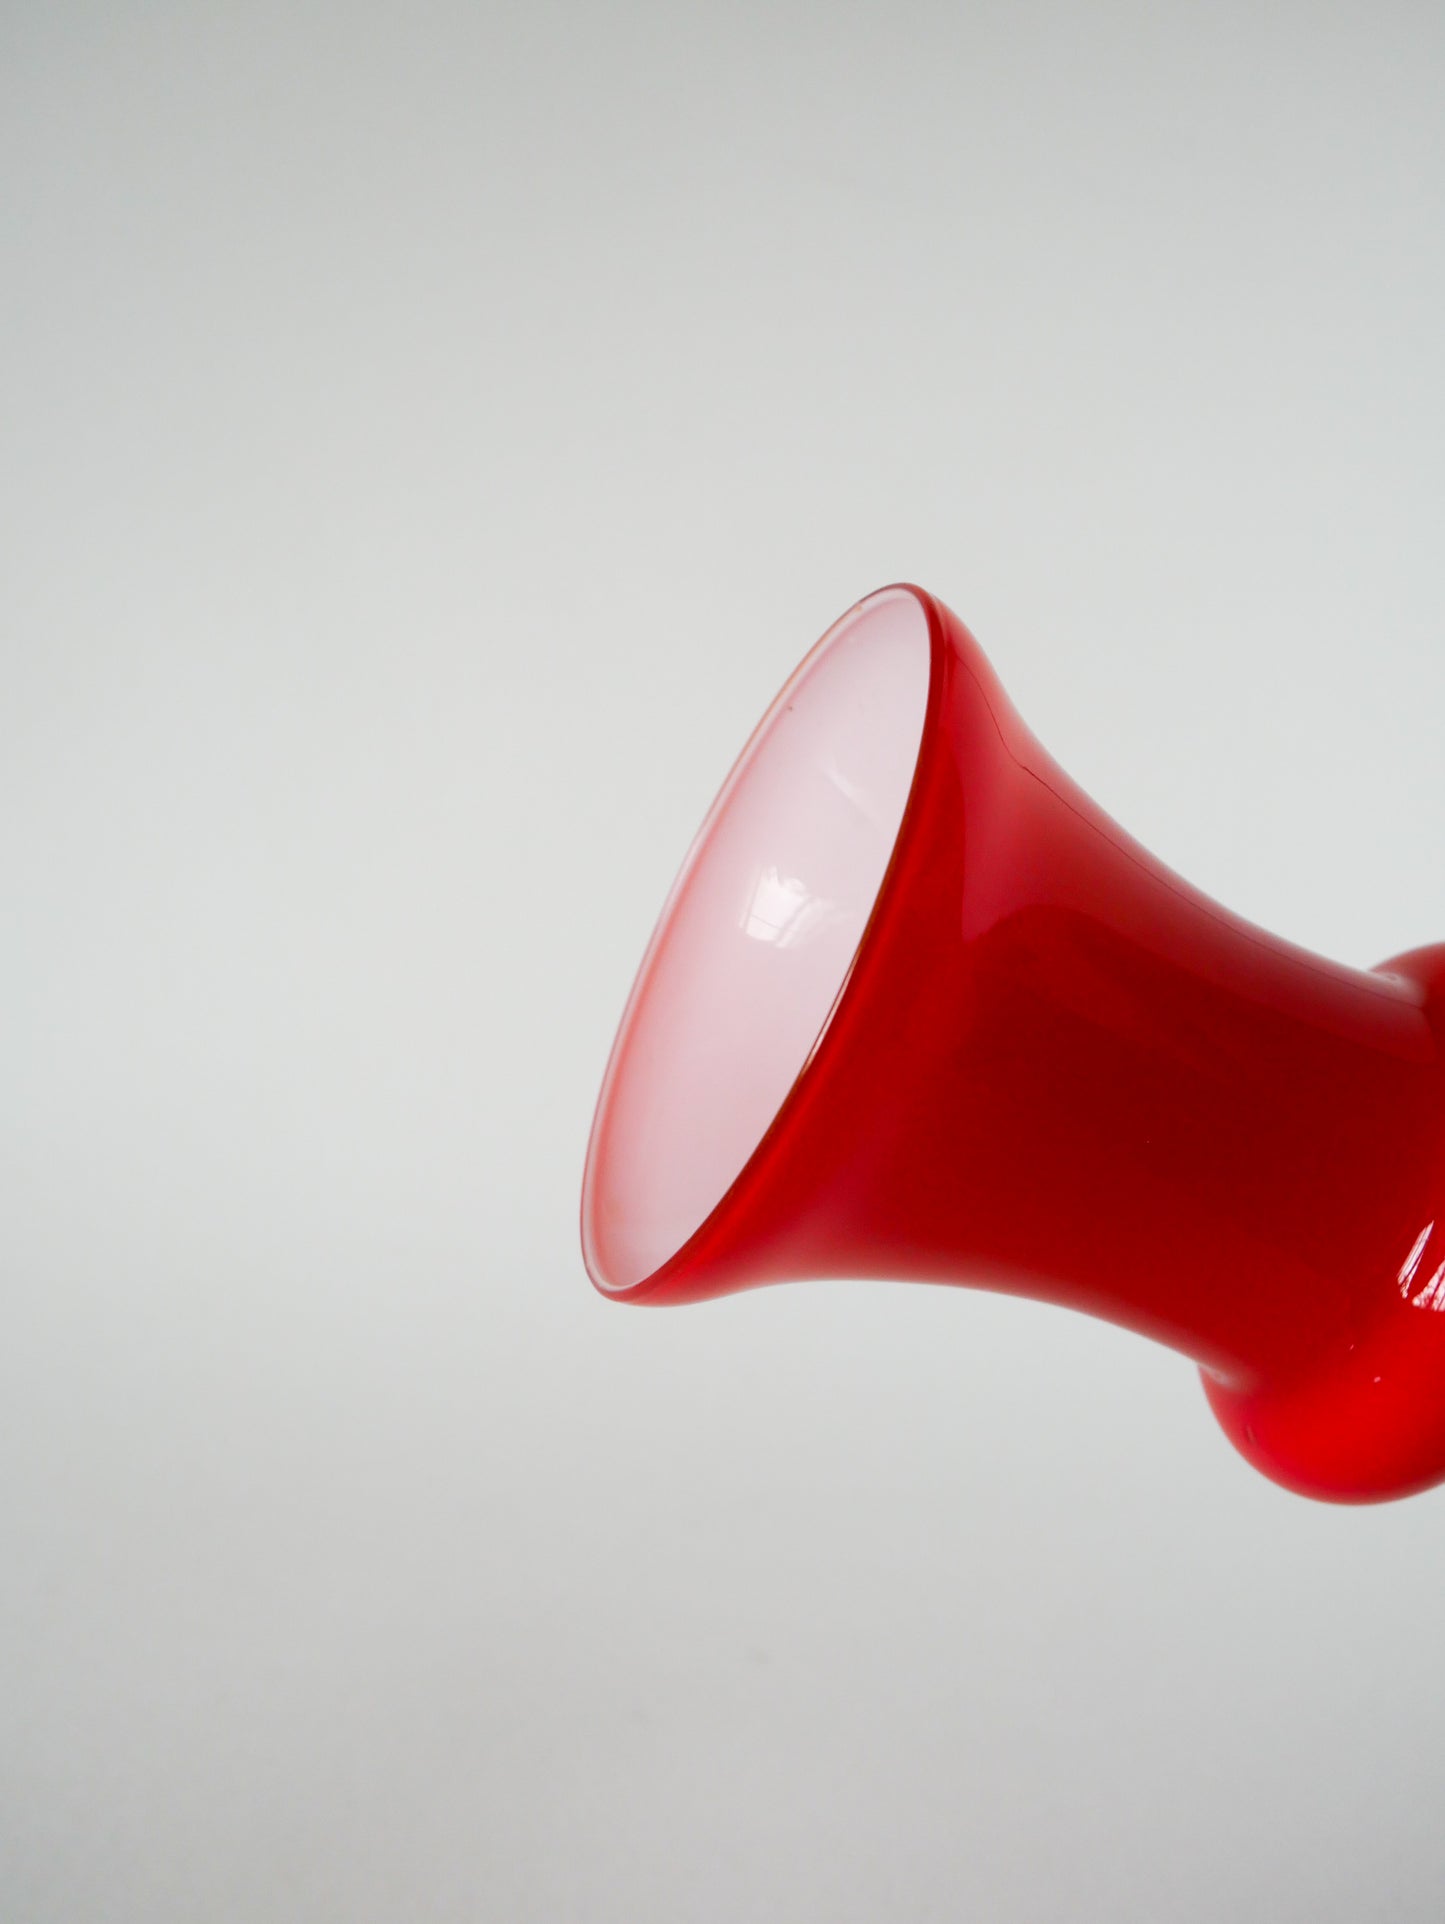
[581,585,935,1295]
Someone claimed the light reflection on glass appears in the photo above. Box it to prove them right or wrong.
[1399,1223,1436,1297]
[821,755,888,830]
[1397,1223,1445,1311]
[742,865,844,950]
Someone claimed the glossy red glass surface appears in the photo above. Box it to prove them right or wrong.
[582,586,1445,1503]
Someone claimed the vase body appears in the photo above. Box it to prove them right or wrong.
[583,586,1445,1502]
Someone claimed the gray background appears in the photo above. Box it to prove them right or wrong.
[4,3,1445,1918]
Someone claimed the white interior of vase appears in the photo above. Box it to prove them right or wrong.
[582,589,931,1292]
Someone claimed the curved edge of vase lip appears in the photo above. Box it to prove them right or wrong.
[579,580,954,1304]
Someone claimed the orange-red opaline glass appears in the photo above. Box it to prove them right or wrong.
[583,587,1445,1503]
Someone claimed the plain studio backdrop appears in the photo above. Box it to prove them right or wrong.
[3,4,1444,1919]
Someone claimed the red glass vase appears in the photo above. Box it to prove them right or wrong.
[581,586,1445,1503]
